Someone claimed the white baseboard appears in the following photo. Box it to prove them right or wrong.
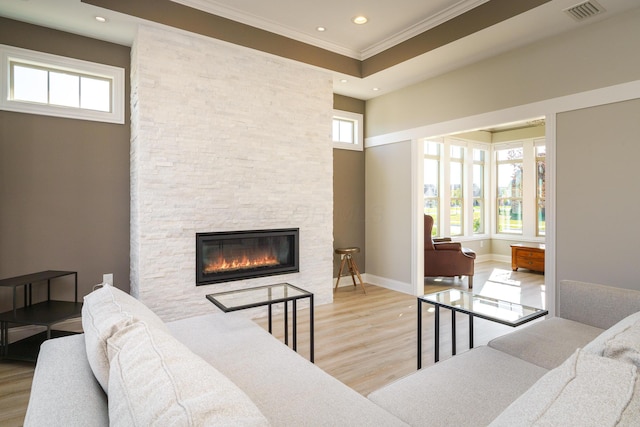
[489,254,511,264]
[333,273,412,295]
[361,273,414,295]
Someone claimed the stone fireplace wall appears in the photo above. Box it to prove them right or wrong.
[130,25,333,321]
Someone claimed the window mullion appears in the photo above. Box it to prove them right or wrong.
[441,139,451,236]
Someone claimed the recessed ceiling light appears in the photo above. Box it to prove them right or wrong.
[352,16,368,25]
[95,16,107,23]
[316,26,326,32]
[340,79,348,83]
[372,87,380,91]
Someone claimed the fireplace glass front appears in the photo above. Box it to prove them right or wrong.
[196,229,299,285]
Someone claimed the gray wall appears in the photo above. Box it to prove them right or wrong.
[363,8,640,295]
[0,18,130,312]
[366,9,640,137]
[365,141,413,285]
[556,98,640,290]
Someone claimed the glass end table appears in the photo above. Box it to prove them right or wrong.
[417,289,548,368]
[206,283,314,362]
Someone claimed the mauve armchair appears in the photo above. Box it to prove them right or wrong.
[424,214,476,288]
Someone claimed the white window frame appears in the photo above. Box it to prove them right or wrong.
[332,110,363,151]
[472,146,488,235]
[534,139,546,237]
[0,44,125,124]
[423,137,490,239]
[492,139,545,242]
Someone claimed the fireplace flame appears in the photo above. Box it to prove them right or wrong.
[204,253,280,274]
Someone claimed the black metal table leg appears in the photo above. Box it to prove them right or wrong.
[1,321,7,357]
[293,299,297,351]
[268,304,272,334]
[284,300,289,346]
[310,294,314,363]
[435,305,440,363]
[469,314,474,349]
[417,298,422,369]
[451,309,456,356]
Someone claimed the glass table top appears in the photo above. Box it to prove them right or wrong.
[206,283,311,312]
[419,289,547,327]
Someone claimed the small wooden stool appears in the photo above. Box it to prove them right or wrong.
[334,247,366,294]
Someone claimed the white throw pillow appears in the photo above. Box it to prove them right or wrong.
[603,320,640,368]
[489,349,640,426]
[81,284,169,392]
[107,321,270,427]
[583,310,640,356]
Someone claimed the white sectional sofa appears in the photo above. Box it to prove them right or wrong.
[25,280,640,426]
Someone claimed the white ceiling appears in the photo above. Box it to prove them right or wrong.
[0,0,638,100]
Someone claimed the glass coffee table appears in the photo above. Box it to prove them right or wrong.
[417,289,548,368]
[206,283,314,362]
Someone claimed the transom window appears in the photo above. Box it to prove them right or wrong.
[0,44,124,124]
[332,110,363,151]
[11,62,111,112]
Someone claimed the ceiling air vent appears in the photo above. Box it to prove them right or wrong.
[564,1,606,22]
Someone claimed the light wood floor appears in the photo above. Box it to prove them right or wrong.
[0,261,544,426]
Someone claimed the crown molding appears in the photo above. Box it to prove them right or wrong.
[172,0,490,60]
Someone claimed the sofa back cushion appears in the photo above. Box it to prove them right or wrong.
[558,280,640,329]
[82,284,169,392]
[489,349,640,426]
[107,321,269,427]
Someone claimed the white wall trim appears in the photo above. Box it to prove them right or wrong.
[411,138,425,296]
[544,112,557,317]
[365,80,640,147]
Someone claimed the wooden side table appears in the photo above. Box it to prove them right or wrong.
[334,247,366,294]
[511,243,545,273]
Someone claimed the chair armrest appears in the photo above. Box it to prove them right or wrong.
[433,242,462,251]
[433,237,452,243]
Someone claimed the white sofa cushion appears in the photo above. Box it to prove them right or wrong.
[107,321,269,427]
[81,284,169,392]
[489,349,640,426]
[488,317,603,370]
[367,346,547,427]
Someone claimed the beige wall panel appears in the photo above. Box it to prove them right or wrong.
[0,19,131,312]
[332,94,366,276]
[365,141,412,284]
[556,98,640,291]
[366,9,640,137]
[333,149,365,276]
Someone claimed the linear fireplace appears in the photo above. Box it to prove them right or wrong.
[196,229,299,285]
